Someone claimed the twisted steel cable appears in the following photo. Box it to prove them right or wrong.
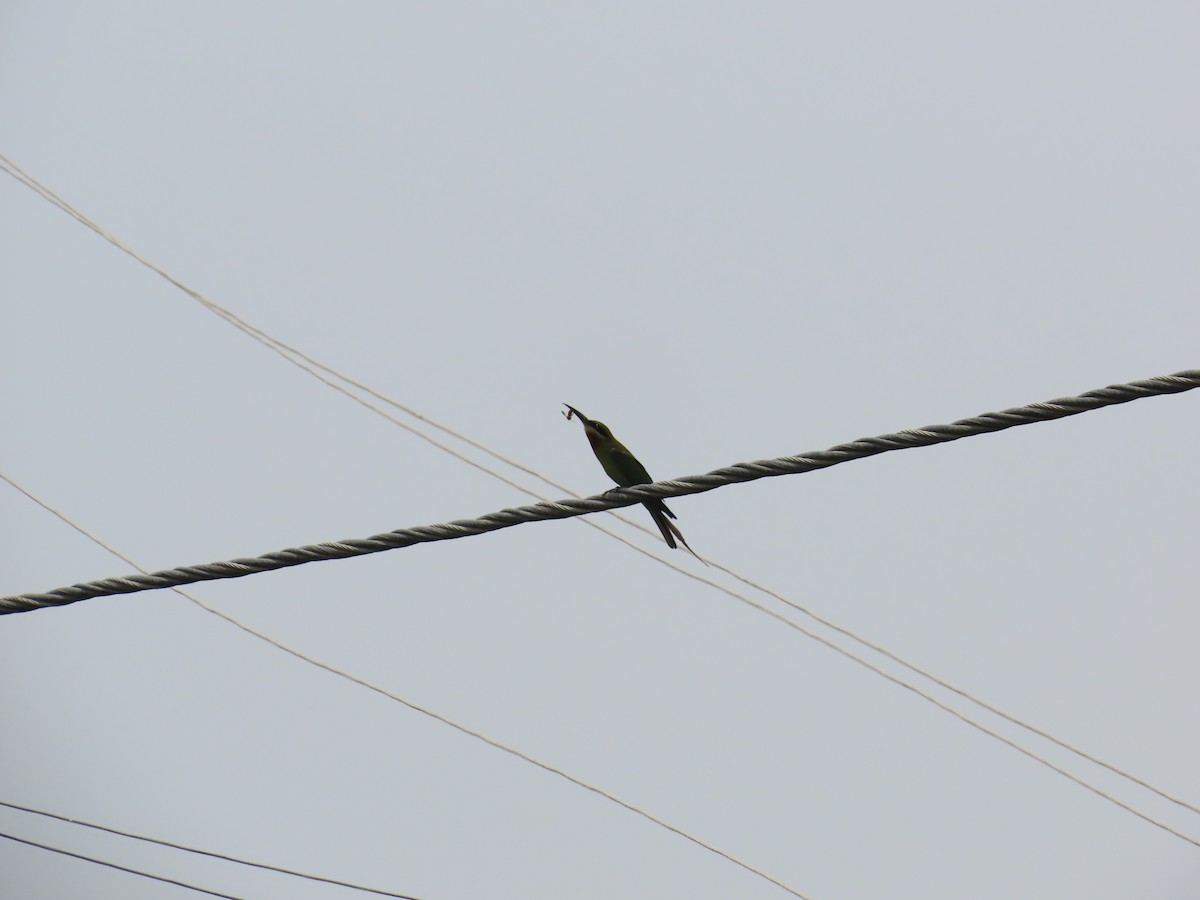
[3,369,1196,614]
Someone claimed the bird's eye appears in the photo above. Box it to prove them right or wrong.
[594,423,611,437]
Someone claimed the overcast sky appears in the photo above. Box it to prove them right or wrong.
[3,3,1198,899]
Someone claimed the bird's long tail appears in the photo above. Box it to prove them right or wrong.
[645,502,708,566]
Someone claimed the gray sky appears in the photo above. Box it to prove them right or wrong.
[3,3,1198,898]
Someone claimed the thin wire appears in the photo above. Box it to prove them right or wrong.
[0,474,812,899]
[0,800,424,899]
[3,151,816,896]
[3,369,1197,614]
[0,829,247,900]
[5,152,1198,818]
[4,153,1198,829]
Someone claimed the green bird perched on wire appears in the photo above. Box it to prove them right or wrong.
[563,404,704,562]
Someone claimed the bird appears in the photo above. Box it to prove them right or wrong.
[563,404,702,560]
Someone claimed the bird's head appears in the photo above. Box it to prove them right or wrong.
[563,404,613,445]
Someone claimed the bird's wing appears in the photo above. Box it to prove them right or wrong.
[609,444,654,486]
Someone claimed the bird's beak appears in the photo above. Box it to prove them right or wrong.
[563,404,592,426]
